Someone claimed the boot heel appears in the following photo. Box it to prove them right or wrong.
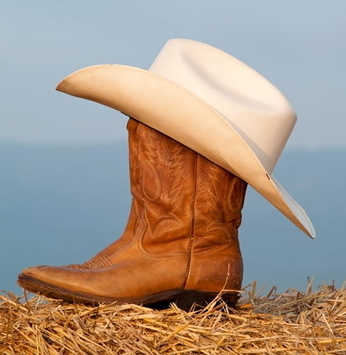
[175,290,240,311]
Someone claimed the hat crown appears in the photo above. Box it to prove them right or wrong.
[150,39,296,173]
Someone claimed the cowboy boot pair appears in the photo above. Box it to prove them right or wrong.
[18,117,247,309]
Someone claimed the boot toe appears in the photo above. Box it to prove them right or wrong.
[17,265,87,302]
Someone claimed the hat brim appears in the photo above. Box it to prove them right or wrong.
[56,64,315,238]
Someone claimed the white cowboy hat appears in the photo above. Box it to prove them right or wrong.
[56,38,315,238]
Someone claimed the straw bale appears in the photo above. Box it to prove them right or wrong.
[1,282,345,354]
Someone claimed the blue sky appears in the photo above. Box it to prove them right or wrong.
[1,0,346,149]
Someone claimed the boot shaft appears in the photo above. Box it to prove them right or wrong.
[128,117,247,252]
[193,153,247,249]
[127,118,197,254]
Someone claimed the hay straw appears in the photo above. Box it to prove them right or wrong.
[1,283,345,354]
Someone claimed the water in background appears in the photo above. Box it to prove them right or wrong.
[1,143,345,295]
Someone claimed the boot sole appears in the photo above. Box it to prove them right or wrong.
[18,273,240,310]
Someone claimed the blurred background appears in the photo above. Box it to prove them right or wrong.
[1,1,345,295]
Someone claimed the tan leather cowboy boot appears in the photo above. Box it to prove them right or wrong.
[18,118,247,309]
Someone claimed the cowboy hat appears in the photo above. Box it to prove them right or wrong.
[56,38,315,238]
